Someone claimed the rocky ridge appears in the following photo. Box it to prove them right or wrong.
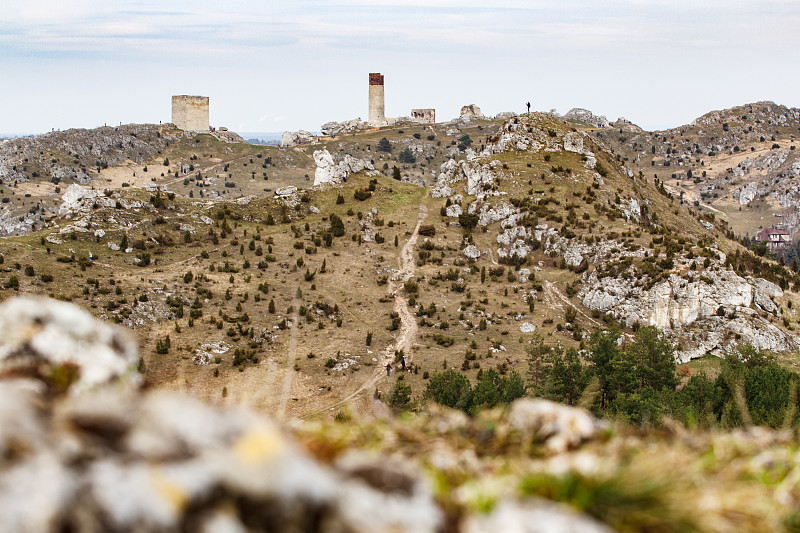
[580,267,799,362]
[0,124,185,185]
[429,112,799,362]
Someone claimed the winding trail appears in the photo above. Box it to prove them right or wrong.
[303,204,428,418]
[542,279,603,328]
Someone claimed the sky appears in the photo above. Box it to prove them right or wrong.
[1,0,799,135]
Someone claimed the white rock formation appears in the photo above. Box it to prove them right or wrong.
[562,108,610,128]
[460,104,484,121]
[280,130,314,147]
[320,118,365,137]
[445,204,462,217]
[274,186,297,197]
[580,269,800,362]
[736,182,759,205]
[313,149,374,186]
[463,245,481,260]
[464,500,612,533]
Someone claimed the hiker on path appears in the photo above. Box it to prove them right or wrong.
[400,355,406,371]
[385,363,392,377]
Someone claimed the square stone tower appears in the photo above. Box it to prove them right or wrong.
[171,95,210,132]
[368,73,385,125]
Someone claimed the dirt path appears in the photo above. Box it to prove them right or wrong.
[277,292,301,418]
[543,279,603,328]
[302,204,428,418]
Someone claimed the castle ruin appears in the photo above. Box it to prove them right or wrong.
[171,95,210,132]
[368,73,385,125]
[411,109,435,124]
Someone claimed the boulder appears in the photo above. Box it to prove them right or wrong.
[460,104,484,121]
[279,130,314,147]
[495,111,518,120]
[562,132,584,154]
[0,296,139,393]
[445,204,462,217]
[508,399,605,453]
[275,186,297,197]
[463,245,481,260]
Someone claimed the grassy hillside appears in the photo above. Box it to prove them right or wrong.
[1,112,799,424]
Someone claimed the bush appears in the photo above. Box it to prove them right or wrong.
[398,149,416,163]
[424,370,472,411]
[387,382,412,411]
[458,213,479,230]
[377,137,392,152]
[418,225,436,236]
[433,334,455,347]
[329,214,345,237]
[354,189,371,201]
[155,335,171,354]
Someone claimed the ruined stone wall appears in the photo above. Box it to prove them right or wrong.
[171,95,209,132]
[368,73,385,125]
[411,108,435,124]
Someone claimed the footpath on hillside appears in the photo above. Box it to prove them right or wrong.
[303,204,428,417]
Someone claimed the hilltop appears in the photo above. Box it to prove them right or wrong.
[575,101,800,242]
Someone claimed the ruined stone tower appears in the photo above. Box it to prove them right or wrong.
[368,73,385,125]
[171,95,209,132]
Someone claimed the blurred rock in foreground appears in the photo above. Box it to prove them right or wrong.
[0,296,796,533]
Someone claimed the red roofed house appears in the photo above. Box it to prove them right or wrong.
[755,227,791,251]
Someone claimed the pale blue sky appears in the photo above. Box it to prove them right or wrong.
[1,0,799,134]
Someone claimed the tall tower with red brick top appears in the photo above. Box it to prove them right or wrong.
[368,73,385,125]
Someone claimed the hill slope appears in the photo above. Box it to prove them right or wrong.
[0,112,798,420]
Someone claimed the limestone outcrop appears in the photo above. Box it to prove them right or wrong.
[580,268,800,362]
[459,104,484,122]
[279,130,314,147]
[313,149,375,186]
[562,108,610,129]
[320,118,366,137]
[58,184,146,216]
